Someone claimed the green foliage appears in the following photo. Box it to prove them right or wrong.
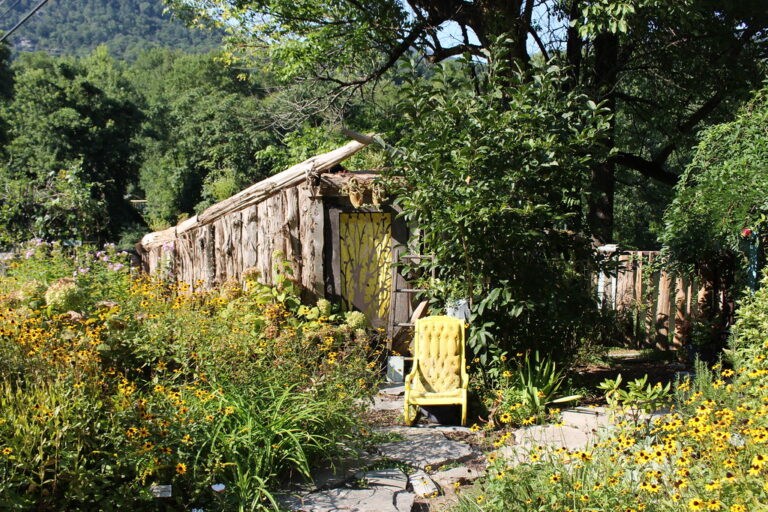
[7,0,222,60]
[0,51,143,243]
[0,40,11,152]
[387,52,610,362]
[344,311,368,330]
[662,83,768,271]
[485,352,580,428]
[514,352,571,411]
[128,49,280,225]
[0,244,379,509]
[730,269,768,369]
[43,277,84,313]
[597,373,672,416]
[455,281,768,512]
[168,0,407,83]
[0,167,110,246]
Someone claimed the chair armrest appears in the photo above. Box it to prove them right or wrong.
[404,360,419,390]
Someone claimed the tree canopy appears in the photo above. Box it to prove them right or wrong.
[171,0,768,243]
[662,82,768,271]
[387,54,610,360]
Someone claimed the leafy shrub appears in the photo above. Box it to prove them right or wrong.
[662,82,768,273]
[0,243,380,510]
[386,49,610,365]
[484,352,580,428]
[44,278,84,313]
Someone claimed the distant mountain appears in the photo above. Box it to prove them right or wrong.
[2,0,222,59]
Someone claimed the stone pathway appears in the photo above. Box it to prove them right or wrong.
[280,386,622,511]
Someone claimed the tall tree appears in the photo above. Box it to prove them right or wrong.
[171,0,768,242]
[0,51,143,242]
[127,49,281,227]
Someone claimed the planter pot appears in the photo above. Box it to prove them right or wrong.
[387,356,405,383]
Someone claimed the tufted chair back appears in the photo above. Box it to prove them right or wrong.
[411,316,467,393]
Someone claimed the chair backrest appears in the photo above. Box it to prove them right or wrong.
[412,316,466,393]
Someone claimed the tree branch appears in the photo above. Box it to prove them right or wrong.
[528,26,550,61]
[652,89,725,165]
[427,43,484,62]
[314,18,432,88]
[649,26,760,167]
[614,91,662,109]
[610,152,678,185]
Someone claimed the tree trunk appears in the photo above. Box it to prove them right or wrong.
[588,32,619,244]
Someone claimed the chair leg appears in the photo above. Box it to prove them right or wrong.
[461,401,467,426]
[404,400,415,426]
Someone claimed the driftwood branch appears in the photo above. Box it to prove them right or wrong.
[141,136,373,249]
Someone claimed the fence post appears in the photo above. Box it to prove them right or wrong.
[655,268,672,350]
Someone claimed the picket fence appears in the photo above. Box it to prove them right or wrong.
[596,250,725,349]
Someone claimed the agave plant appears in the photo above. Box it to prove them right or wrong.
[516,351,581,412]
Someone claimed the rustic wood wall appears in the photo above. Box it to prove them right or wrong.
[142,183,325,297]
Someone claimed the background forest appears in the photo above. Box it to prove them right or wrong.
[1,0,221,59]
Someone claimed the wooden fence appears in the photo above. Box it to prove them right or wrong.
[597,250,724,349]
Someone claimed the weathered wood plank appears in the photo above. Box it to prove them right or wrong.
[203,224,216,288]
[256,200,272,285]
[284,186,301,280]
[634,254,645,342]
[229,213,243,280]
[241,205,259,277]
[616,254,632,309]
[298,184,325,299]
[644,253,658,347]
[673,276,687,349]
[655,268,672,349]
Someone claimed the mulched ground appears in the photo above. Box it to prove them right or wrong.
[570,356,688,405]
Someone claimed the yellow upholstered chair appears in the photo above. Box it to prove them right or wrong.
[404,316,468,426]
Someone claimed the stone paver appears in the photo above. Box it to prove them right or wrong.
[360,468,409,489]
[291,386,680,512]
[430,466,481,488]
[409,470,439,497]
[290,453,381,493]
[372,426,445,441]
[395,491,416,512]
[373,395,405,411]
[380,384,406,396]
[377,437,475,469]
[280,469,414,512]
[561,406,613,432]
[280,487,412,512]
[500,424,593,463]
[515,424,592,450]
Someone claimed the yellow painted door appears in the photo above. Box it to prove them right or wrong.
[339,212,393,328]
